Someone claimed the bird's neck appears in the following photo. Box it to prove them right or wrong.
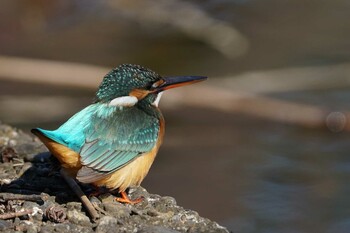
[136,102,163,120]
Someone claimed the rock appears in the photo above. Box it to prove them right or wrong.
[40,222,94,233]
[66,202,83,211]
[22,201,43,221]
[137,226,181,233]
[0,219,12,231]
[153,196,178,213]
[26,224,39,233]
[103,202,131,219]
[95,216,119,233]
[101,195,131,219]
[67,209,91,227]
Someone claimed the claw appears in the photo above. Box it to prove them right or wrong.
[116,191,143,204]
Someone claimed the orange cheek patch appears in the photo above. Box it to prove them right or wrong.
[129,89,150,100]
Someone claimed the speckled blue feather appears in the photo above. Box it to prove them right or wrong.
[96,64,160,102]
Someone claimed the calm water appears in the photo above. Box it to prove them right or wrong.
[1,1,350,232]
[146,104,350,233]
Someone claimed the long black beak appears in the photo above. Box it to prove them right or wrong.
[153,76,207,93]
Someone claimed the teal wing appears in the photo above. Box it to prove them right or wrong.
[76,105,160,183]
[32,104,95,152]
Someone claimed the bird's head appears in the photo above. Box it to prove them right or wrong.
[96,64,207,108]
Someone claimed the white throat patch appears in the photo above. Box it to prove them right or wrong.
[152,92,163,107]
[108,96,138,107]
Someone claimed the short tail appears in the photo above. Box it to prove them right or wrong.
[31,128,82,173]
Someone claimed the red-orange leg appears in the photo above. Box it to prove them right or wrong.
[116,191,143,204]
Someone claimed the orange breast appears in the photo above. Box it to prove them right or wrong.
[92,112,165,192]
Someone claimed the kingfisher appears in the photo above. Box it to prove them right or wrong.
[31,64,207,204]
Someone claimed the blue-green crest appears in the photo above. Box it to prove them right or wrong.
[96,64,161,102]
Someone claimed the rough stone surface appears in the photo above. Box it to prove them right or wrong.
[0,220,12,231]
[0,122,229,233]
[67,209,91,227]
[95,216,119,233]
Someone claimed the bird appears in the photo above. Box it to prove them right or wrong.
[31,64,207,204]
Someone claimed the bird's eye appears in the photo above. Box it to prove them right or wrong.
[151,83,159,88]
[151,80,164,89]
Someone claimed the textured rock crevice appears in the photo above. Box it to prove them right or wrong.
[0,123,229,233]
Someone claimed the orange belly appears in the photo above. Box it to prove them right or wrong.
[92,113,165,192]
[92,143,159,192]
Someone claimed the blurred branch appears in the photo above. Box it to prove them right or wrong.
[0,55,349,131]
[217,63,350,93]
[0,95,92,123]
[0,56,108,89]
[105,0,249,59]
[166,87,348,132]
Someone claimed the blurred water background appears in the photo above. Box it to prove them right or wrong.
[1,1,350,232]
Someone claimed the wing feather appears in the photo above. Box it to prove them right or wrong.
[76,105,160,183]
[84,147,112,167]
[80,140,98,157]
[92,151,115,170]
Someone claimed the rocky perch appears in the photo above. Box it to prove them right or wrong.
[0,123,229,233]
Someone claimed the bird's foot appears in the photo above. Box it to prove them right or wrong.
[115,191,143,204]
